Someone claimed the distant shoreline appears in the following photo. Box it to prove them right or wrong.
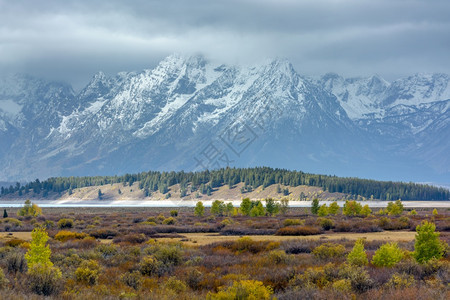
[0,200,448,208]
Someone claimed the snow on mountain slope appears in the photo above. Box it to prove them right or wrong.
[383,73,450,107]
[316,72,450,121]
[0,54,448,182]
[316,73,388,120]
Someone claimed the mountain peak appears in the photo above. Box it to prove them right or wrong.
[0,56,448,182]
[93,71,107,81]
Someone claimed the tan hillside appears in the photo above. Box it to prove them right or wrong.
[2,181,346,201]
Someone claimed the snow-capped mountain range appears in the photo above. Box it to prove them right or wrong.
[0,54,449,182]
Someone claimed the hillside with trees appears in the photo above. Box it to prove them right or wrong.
[1,167,448,201]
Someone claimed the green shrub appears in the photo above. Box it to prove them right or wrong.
[75,260,100,285]
[5,238,27,248]
[371,242,404,267]
[185,268,203,290]
[283,219,304,227]
[43,220,54,229]
[360,204,371,217]
[276,226,321,236]
[221,218,233,226]
[378,217,391,229]
[162,217,176,225]
[230,237,266,253]
[207,280,273,300]
[332,279,351,292]
[54,230,89,242]
[97,244,118,258]
[386,273,415,288]
[27,264,62,296]
[414,220,444,263]
[267,250,290,264]
[2,218,22,227]
[343,200,362,216]
[139,256,162,276]
[292,267,328,288]
[88,228,119,239]
[170,210,178,217]
[6,251,27,273]
[146,217,157,223]
[0,268,8,289]
[141,221,157,226]
[347,240,368,266]
[113,233,147,244]
[328,202,340,215]
[0,247,12,259]
[386,200,404,216]
[313,243,346,260]
[164,276,187,294]
[225,202,235,216]
[317,204,328,217]
[154,244,183,266]
[376,208,386,215]
[121,271,142,290]
[211,200,226,216]
[318,218,334,230]
[346,266,373,293]
[194,201,205,217]
[57,218,73,229]
[17,200,42,217]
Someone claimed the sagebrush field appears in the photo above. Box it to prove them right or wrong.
[0,200,448,299]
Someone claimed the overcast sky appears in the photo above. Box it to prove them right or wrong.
[1,0,449,90]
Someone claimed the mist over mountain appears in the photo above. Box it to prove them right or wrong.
[0,54,449,183]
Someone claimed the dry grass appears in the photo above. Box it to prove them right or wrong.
[154,231,416,246]
[0,231,32,241]
[0,230,416,247]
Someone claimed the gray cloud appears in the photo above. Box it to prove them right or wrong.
[0,0,449,89]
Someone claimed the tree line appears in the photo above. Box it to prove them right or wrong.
[0,167,448,200]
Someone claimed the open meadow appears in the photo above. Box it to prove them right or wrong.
[0,201,448,299]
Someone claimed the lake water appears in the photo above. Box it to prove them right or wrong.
[0,199,448,208]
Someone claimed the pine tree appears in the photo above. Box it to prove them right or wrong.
[265,198,279,216]
[194,201,205,217]
[240,198,252,216]
[347,240,368,266]
[211,200,225,216]
[3,209,7,218]
[279,198,289,215]
[414,221,444,263]
[371,243,404,267]
[311,198,320,215]
[276,185,282,193]
[249,201,265,217]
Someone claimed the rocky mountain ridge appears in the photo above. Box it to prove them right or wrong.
[0,54,448,182]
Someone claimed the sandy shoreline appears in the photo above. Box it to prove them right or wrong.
[0,199,448,208]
